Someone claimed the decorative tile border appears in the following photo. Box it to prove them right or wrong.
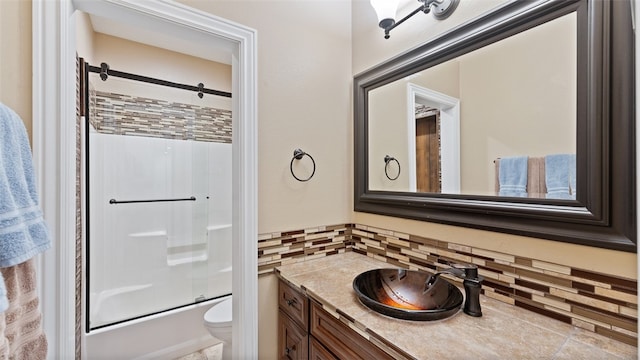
[258,223,638,346]
[89,90,232,143]
[257,224,353,275]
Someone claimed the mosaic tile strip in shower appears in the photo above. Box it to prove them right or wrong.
[89,90,232,143]
[258,223,638,346]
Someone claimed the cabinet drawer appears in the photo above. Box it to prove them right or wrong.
[278,310,308,360]
[310,301,395,360]
[278,280,308,328]
[309,336,338,360]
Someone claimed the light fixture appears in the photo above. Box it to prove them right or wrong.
[370,0,460,39]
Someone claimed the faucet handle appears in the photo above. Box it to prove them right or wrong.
[451,263,479,279]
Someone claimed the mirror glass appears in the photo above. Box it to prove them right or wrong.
[368,12,577,199]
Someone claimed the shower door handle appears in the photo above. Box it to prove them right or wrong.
[109,196,196,204]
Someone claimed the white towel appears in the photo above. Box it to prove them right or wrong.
[0,273,6,313]
[0,103,51,312]
[0,258,48,359]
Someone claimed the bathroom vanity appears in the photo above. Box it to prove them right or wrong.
[276,253,636,359]
[278,278,399,359]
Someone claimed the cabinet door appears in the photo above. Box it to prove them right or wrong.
[278,280,308,328]
[310,302,395,360]
[309,337,337,360]
[278,310,308,360]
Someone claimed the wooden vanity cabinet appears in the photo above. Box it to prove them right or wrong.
[278,280,309,359]
[277,279,396,360]
[309,337,337,360]
[278,312,308,360]
[309,301,394,360]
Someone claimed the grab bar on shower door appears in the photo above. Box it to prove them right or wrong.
[108,196,197,204]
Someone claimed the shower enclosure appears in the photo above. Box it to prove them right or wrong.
[83,61,233,331]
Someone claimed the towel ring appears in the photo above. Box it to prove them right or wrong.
[290,149,316,182]
[384,155,400,181]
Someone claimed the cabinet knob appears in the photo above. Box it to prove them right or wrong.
[286,298,297,306]
[285,345,296,355]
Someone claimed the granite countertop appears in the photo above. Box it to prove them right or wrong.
[275,252,637,360]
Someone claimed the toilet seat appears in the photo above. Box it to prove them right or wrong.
[204,297,232,328]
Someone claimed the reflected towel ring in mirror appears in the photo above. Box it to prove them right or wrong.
[290,149,316,182]
[384,155,400,180]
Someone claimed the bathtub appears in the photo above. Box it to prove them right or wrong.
[85,222,232,358]
[84,294,231,359]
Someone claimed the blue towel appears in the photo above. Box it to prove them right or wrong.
[569,154,576,199]
[545,154,576,199]
[498,156,528,197]
[0,103,52,312]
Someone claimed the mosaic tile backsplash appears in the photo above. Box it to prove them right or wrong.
[90,90,232,143]
[258,223,638,346]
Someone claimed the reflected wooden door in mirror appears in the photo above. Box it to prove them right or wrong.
[353,0,636,251]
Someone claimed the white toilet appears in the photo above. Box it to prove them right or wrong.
[204,296,233,360]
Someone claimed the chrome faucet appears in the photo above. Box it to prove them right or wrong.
[426,263,484,317]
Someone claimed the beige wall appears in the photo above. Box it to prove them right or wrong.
[0,0,32,140]
[75,11,96,65]
[368,80,410,191]
[352,0,635,280]
[458,12,576,193]
[367,12,576,195]
[368,61,459,191]
[177,1,352,358]
[352,0,510,74]
[91,33,231,96]
[87,32,231,110]
[76,11,232,108]
[179,0,353,235]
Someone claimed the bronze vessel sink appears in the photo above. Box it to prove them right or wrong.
[353,268,463,321]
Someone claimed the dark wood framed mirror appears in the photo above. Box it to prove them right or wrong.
[354,0,636,252]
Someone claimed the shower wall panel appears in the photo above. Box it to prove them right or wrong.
[88,131,232,330]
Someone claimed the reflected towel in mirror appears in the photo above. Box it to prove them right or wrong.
[545,154,576,199]
[498,156,528,197]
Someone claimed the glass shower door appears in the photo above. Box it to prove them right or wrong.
[86,70,232,330]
